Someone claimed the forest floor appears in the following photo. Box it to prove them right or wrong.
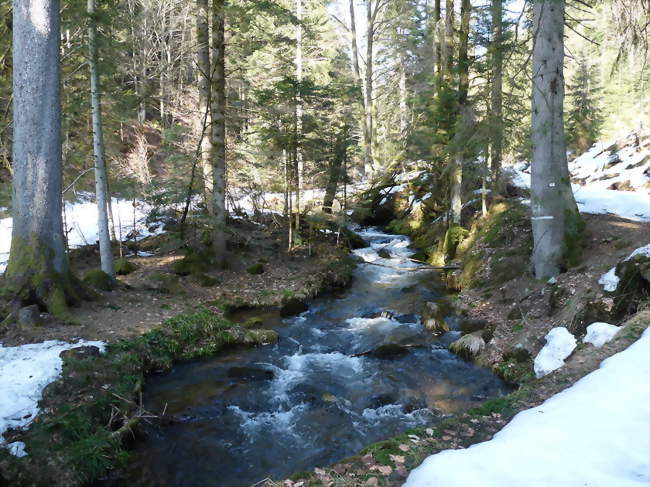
[0,217,353,347]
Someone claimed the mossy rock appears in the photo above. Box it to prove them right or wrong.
[612,254,650,317]
[246,263,265,275]
[172,249,215,276]
[341,227,367,249]
[148,272,182,294]
[280,296,308,317]
[242,317,264,328]
[494,358,533,385]
[449,332,485,361]
[195,273,219,287]
[244,329,279,345]
[114,258,138,276]
[83,269,115,291]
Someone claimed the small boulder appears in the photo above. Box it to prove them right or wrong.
[246,263,265,275]
[280,297,308,317]
[60,346,101,361]
[503,343,532,363]
[369,343,410,360]
[83,269,115,291]
[459,318,489,334]
[449,332,486,361]
[377,248,392,259]
[244,329,279,345]
[227,366,274,382]
[114,258,138,275]
[18,305,43,328]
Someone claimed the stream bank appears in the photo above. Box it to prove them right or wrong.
[95,227,510,487]
[0,219,360,487]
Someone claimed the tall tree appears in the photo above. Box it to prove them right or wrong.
[348,0,372,178]
[88,0,115,279]
[210,0,227,262]
[6,0,79,312]
[197,0,213,204]
[295,0,304,238]
[489,0,503,187]
[530,0,584,278]
[449,0,470,225]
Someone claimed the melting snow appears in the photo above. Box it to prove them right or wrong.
[405,327,650,487]
[533,327,577,378]
[599,244,650,292]
[583,323,621,348]
[0,340,106,456]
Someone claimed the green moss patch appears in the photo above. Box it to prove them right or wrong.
[0,307,279,486]
[82,269,115,291]
[114,258,138,276]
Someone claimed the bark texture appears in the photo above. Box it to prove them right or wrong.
[88,0,115,278]
[490,0,503,187]
[197,0,213,203]
[7,0,80,313]
[210,0,227,262]
[531,0,583,278]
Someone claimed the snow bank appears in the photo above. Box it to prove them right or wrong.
[0,197,164,274]
[0,340,106,456]
[507,137,650,222]
[404,327,650,487]
[533,327,577,378]
[599,244,650,292]
[583,323,621,348]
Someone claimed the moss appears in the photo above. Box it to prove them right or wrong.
[246,263,265,275]
[3,234,86,316]
[443,225,468,260]
[494,359,533,385]
[563,208,586,268]
[468,396,516,417]
[83,269,115,292]
[172,249,215,276]
[114,258,138,276]
[149,272,182,294]
[242,317,264,328]
[195,273,219,287]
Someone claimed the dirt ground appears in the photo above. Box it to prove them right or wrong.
[0,218,351,346]
[460,212,649,368]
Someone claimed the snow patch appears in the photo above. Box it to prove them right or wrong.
[533,327,577,378]
[0,340,106,455]
[405,327,650,487]
[599,244,650,292]
[583,322,621,348]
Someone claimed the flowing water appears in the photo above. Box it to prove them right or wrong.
[112,227,509,486]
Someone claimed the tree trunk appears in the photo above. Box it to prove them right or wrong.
[295,0,303,235]
[530,0,583,279]
[449,0,470,226]
[364,0,375,177]
[349,0,372,179]
[490,0,503,189]
[210,0,227,262]
[197,0,213,205]
[323,135,345,214]
[6,0,81,313]
[432,0,441,89]
[88,0,115,279]
[399,50,408,140]
[442,0,453,77]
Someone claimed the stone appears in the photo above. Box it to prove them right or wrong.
[246,263,265,275]
[459,318,489,334]
[503,343,532,363]
[449,332,486,361]
[226,366,274,382]
[280,297,309,317]
[369,343,410,359]
[377,248,392,259]
[244,329,279,345]
[114,258,138,275]
[60,346,101,361]
[18,305,43,328]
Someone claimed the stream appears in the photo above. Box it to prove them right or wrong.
[110,227,509,486]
